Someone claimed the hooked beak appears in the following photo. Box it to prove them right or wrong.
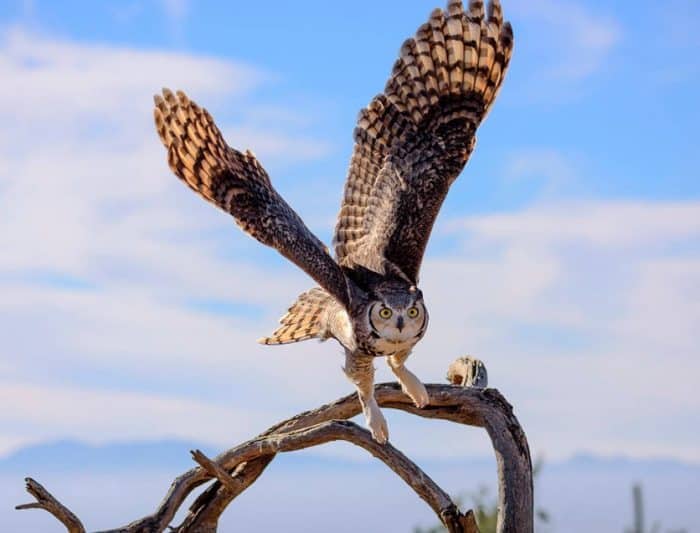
[396,315,404,332]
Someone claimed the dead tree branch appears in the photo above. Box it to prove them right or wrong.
[17,358,533,533]
[16,478,86,533]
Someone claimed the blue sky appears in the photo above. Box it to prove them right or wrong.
[0,0,698,472]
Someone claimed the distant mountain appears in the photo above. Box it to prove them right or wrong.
[0,439,211,473]
[0,439,430,474]
[563,452,697,474]
[2,440,698,533]
[1,439,697,475]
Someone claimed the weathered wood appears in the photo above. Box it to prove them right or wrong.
[174,456,274,533]
[16,478,86,533]
[16,367,533,533]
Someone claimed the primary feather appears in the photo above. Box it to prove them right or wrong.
[153,89,351,309]
[333,0,514,283]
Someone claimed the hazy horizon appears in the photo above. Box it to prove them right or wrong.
[2,439,698,532]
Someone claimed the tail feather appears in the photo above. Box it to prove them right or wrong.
[258,288,335,345]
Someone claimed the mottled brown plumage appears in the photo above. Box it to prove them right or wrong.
[334,0,513,283]
[258,288,346,345]
[153,89,350,309]
[153,0,514,443]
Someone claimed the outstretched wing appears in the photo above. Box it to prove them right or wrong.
[333,0,513,283]
[154,89,350,308]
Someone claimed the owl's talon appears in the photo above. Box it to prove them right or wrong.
[365,402,389,444]
[406,381,429,408]
[396,371,429,408]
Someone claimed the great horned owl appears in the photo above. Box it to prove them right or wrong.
[154,0,513,443]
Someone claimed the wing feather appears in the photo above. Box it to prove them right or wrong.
[154,89,350,308]
[333,0,513,283]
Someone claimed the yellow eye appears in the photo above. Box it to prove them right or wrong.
[407,307,419,318]
[378,308,393,319]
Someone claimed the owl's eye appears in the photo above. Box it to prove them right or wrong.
[378,308,393,319]
[407,307,419,318]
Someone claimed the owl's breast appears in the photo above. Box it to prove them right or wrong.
[358,334,422,358]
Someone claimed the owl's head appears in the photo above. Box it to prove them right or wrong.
[367,284,428,345]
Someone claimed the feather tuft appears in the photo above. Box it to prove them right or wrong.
[259,288,335,345]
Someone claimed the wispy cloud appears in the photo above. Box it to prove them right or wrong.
[503,148,580,197]
[421,200,700,460]
[0,382,269,454]
[158,0,189,39]
[0,27,347,455]
[456,200,700,247]
[0,26,261,126]
[223,125,332,162]
[159,0,188,21]
[508,0,621,94]
[7,198,694,462]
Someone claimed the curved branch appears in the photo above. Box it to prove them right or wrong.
[111,383,531,533]
[17,376,532,533]
[207,419,468,528]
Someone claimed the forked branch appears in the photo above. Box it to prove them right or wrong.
[17,357,533,533]
[16,478,86,533]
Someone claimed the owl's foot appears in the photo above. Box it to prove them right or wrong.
[387,356,430,409]
[403,379,430,409]
[365,402,389,444]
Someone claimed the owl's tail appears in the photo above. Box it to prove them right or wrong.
[258,288,336,345]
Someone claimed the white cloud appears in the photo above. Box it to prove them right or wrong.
[158,0,189,39]
[0,382,267,454]
[0,26,327,278]
[417,200,700,461]
[503,148,579,196]
[160,0,188,22]
[453,200,700,248]
[223,125,332,162]
[0,26,261,127]
[0,28,349,455]
[509,0,621,88]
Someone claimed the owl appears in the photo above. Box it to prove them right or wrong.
[154,0,513,443]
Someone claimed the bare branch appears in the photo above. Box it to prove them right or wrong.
[460,510,481,533]
[16,365,532,533]
[190,450,243,493]
[16,478,86,533]
[174,456,274,533]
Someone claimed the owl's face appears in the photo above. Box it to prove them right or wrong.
[366,288,428,349]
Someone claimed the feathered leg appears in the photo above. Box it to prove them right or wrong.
[343,352,388,444]
[387,352,429,408]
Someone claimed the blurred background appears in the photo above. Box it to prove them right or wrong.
[0,0,698,531]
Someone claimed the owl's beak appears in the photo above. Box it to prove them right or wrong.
[396,316,404,332]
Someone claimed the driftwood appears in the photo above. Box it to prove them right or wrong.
[16,357,533,533]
